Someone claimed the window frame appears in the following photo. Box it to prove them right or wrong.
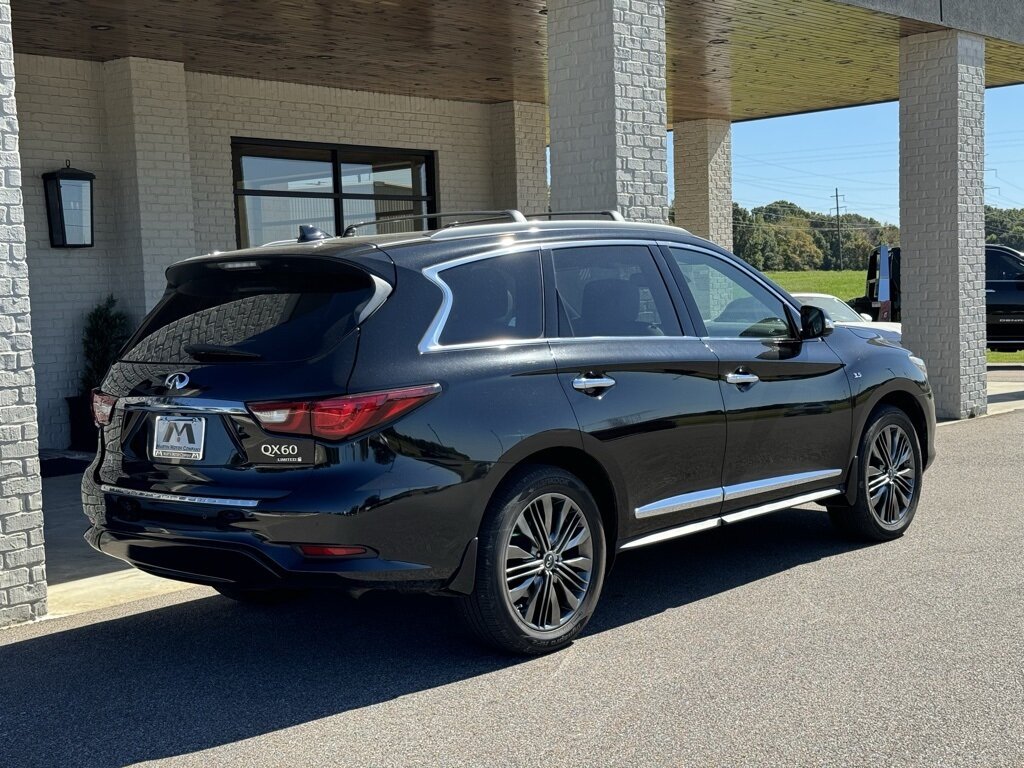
[418,239,705,353]
[658,242,802,341]
[419,245,546,353]
[231,137,438,248]
[435,248,546,348]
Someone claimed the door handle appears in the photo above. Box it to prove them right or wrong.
[572,375,616,394]
[725,371,760,386]
[986,289,996,293]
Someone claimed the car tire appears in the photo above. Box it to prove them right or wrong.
[828,405,923,542]
[214,585,299,604]
[459,465,607,655]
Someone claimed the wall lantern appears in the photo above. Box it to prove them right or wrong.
[42,160,95,248]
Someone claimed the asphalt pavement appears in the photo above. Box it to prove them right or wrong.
[2,410,1023,767]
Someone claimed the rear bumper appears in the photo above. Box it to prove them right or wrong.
[85,525,450,591]
[81,456,488,593]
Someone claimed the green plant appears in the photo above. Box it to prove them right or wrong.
[80,295,130,394]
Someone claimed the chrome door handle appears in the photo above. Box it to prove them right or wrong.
[572,375,616,393]
[986,289,996,293]
[725,371,760,386]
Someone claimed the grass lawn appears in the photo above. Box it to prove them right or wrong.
[766,270,1024,364]
[765,270,864,302]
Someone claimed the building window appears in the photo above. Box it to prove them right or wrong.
[232,139,436,247]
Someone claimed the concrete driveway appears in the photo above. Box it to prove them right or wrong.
[2,409,1022,766]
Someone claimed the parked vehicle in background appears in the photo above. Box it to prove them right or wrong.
[82,210,936,655]
[850,245,900,323]
[793,292,901,343]
[987,245,1024,351]
[851,244,1024,351]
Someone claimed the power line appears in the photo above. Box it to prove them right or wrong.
[731,222,893,232]
[734,153,907,186]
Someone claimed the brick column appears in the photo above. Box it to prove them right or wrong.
[0,0,46,627]
[899,31,986,420]
[547,0,668,222]
[490,101,548,214]
[103,58,195,318]
[674,119,732,250]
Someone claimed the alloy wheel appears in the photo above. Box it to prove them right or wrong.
[866,424,917,529]
[503,492,594,631]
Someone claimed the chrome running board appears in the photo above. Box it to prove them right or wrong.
[619,488,842,551]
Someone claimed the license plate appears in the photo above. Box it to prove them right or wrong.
[152,415,206,460]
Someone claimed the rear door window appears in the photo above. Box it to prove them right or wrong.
[437,249,543,346]
[122,258,378,364]
[550,245,681,337]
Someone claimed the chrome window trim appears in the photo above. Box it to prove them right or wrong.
[119,397,248,415]
[358,274,394,325]
[621,488,842,551]
[418,238,678,353]
[633,469,843,519]
[100,484,260,508]
[418,242,543,354]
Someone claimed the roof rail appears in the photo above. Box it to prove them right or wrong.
[525,210,625,221]
[341,210,527,237]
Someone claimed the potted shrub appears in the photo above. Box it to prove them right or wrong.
[67,295,130,451]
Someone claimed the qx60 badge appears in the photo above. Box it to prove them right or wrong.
[165,372,190,390]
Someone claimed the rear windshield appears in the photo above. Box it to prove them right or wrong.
[122,258,378,364]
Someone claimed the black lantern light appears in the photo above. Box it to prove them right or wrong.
[42,160,95,248]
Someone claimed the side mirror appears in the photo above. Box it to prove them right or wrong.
[800,305,833,339]
[860,313,874,322]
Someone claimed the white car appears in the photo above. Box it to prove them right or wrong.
[793,292,902,342]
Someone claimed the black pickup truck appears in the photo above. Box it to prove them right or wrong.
[851,244,1024,351]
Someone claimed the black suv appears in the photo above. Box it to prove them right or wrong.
[852,243,1024,350]
[82,211,935,654]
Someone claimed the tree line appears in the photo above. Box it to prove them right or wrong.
[671,201,1024,271]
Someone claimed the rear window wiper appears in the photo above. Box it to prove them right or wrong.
[184,343,262,361]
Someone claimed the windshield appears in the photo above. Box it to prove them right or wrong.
[796,295,864,324]
[122,257,378,364]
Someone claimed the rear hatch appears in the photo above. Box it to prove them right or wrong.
[95,251,393,494]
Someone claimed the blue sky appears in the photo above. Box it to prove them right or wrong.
[666,83,1024,225]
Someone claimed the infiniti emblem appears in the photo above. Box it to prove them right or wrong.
[165,372,190,391]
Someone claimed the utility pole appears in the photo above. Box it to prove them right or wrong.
[835,187,844,271]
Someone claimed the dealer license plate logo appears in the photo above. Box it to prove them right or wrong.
[153,415,206,460]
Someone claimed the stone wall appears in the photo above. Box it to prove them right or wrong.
[0,1,45,627]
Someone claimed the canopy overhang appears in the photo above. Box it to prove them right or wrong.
[11,0,1024,122]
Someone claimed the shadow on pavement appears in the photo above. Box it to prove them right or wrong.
[0,507,862,767]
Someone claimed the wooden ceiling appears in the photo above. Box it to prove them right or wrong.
[11,0,1024,122]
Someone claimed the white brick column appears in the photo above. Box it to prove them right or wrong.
[899,31,986,420]
[0,0,46,627]
[674,118,732,250]
[490,101,548,214]
[103,58,195,318]
[547,0,668,222]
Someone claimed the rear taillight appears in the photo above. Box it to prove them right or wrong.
[248,383,441,441]
[91,389,117,426]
